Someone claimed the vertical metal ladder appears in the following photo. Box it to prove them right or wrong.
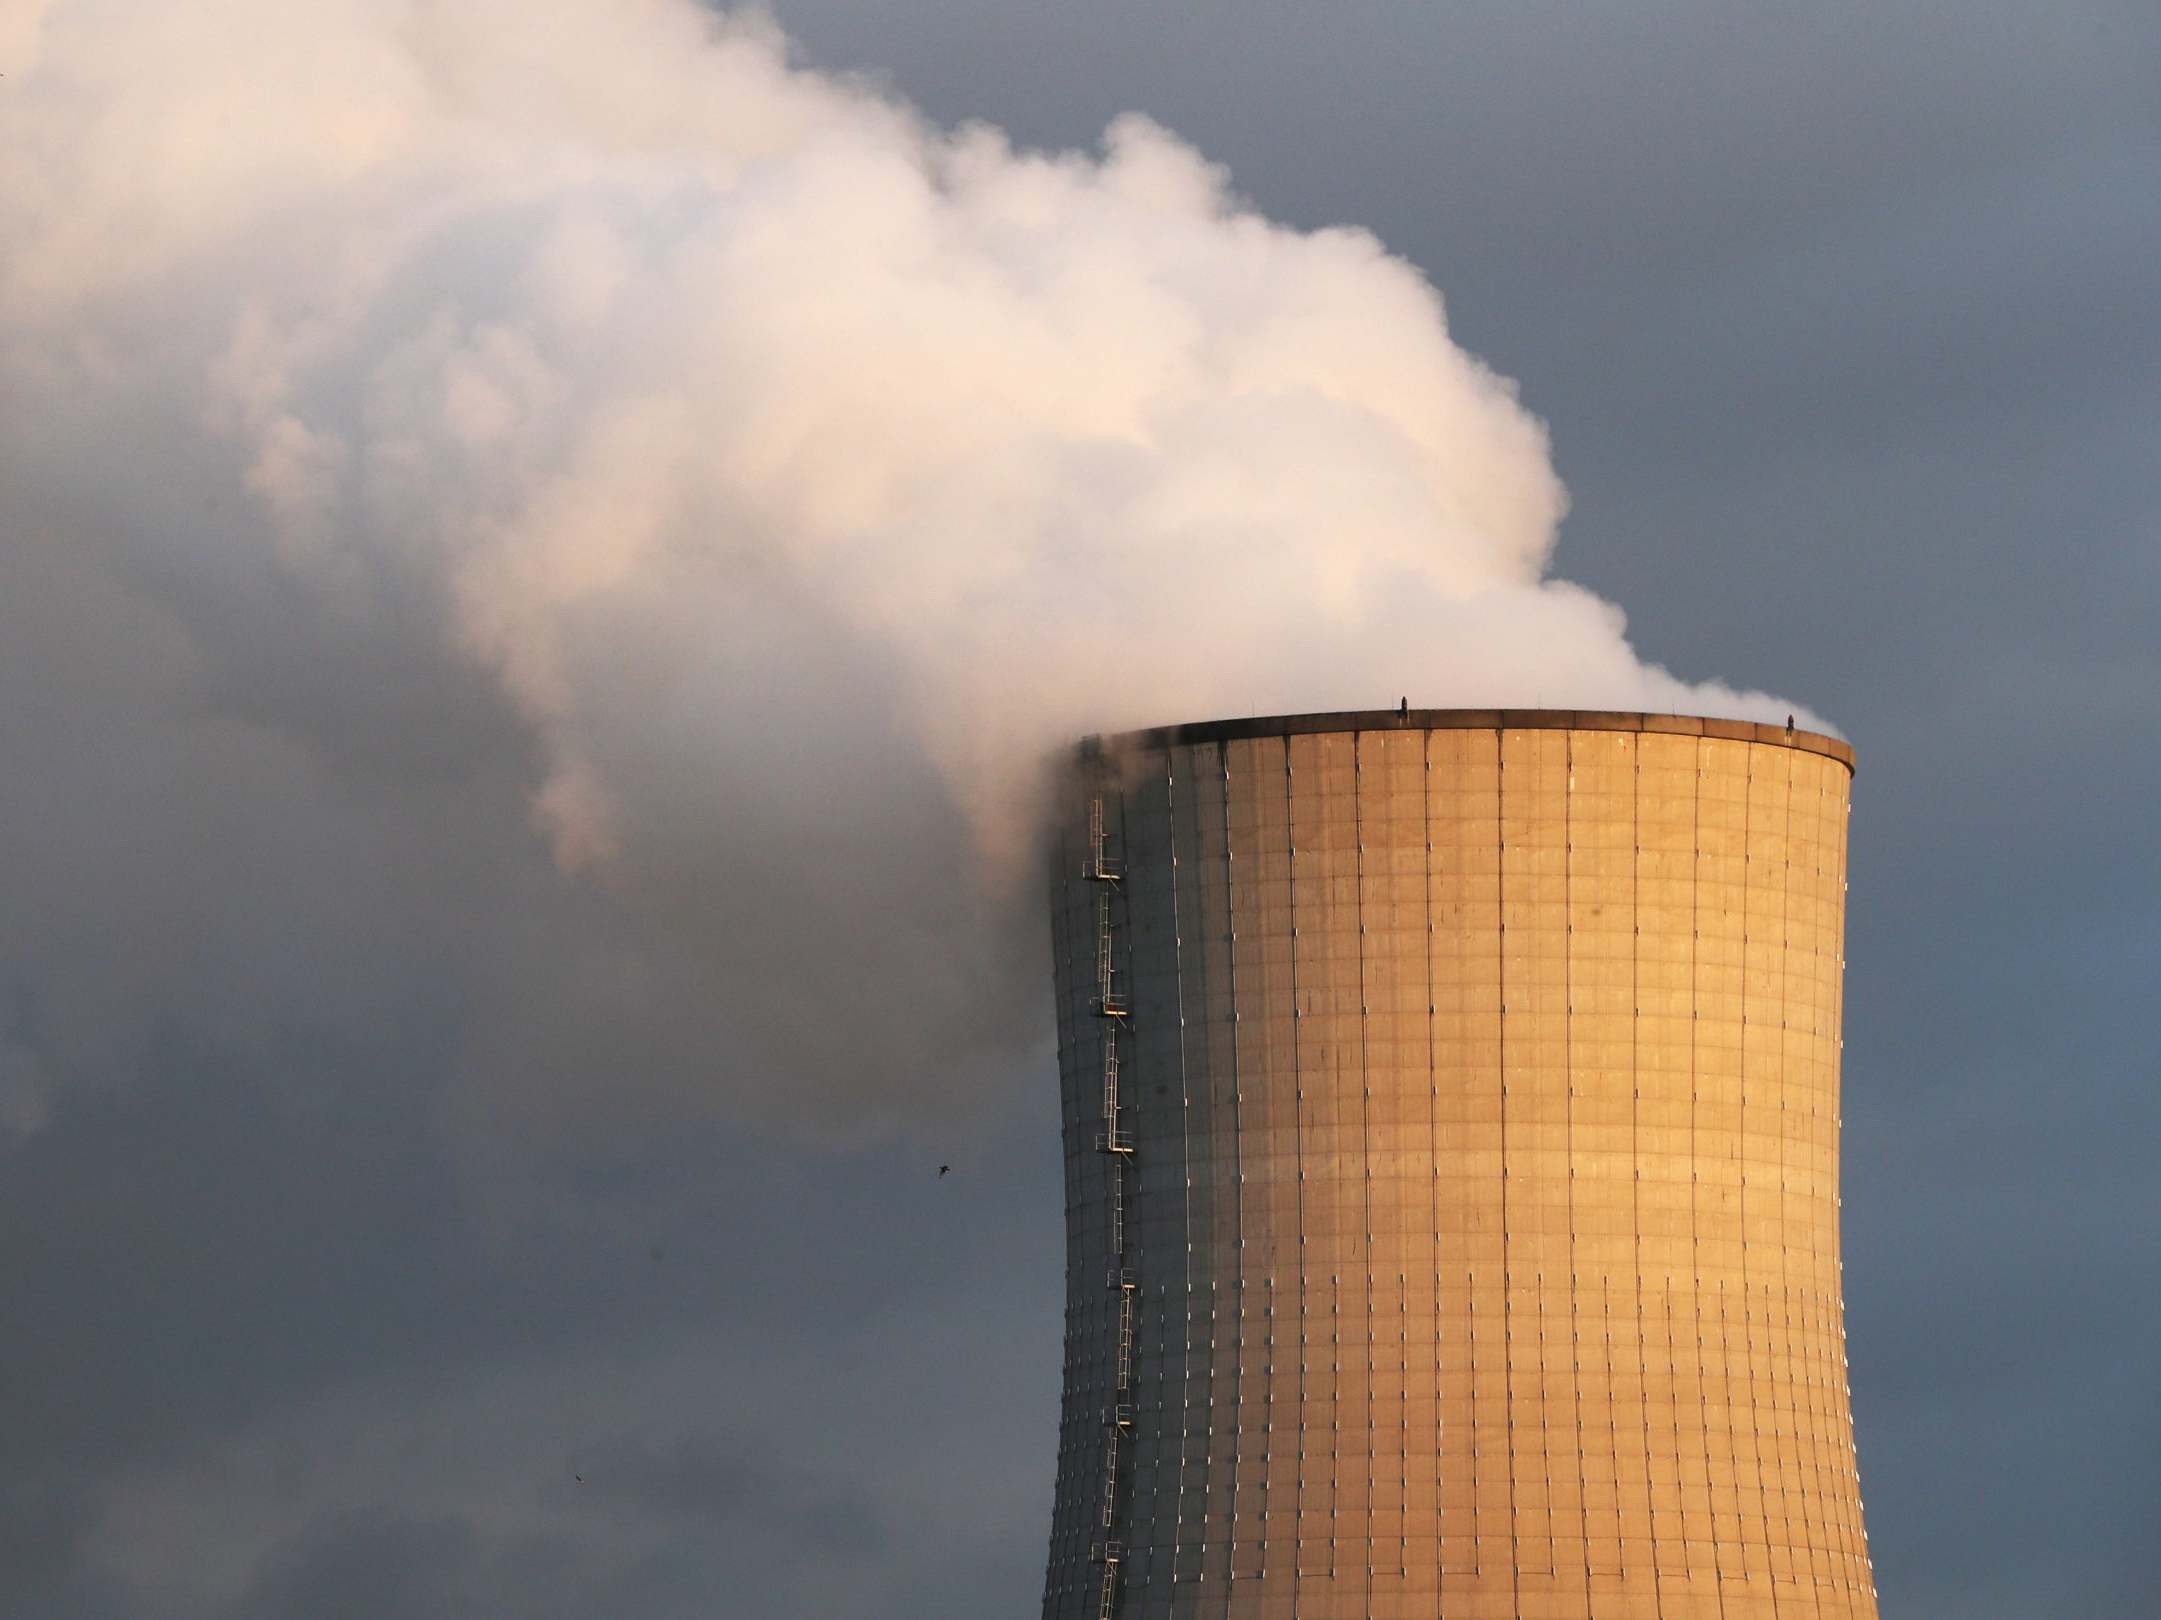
[1085,791,1135,1620]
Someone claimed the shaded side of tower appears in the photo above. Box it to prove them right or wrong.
[1040,713,1877,1620]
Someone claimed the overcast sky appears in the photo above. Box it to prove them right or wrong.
[4,4,2158,1617]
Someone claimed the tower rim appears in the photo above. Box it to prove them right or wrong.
[1083,706,1854,774]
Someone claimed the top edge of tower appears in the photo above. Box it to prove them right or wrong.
[1081,709,1855,774]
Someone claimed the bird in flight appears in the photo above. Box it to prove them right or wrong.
[938,1164,951,1179]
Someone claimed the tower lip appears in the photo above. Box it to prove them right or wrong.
[1085,708,1854,773]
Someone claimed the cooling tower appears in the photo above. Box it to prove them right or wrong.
[1041,710,1875,1620]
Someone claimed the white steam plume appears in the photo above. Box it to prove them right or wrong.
[0,0,1818,1126]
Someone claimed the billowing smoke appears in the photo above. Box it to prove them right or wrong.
[1,0,1815,1132]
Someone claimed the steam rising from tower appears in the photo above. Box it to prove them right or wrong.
[4,0,1825,1128]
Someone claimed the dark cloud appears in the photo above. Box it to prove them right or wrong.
[568,1429,888,1556]
[224,1514,493,1620]
[206,1433,889,1620]
[1,2,2154,1615]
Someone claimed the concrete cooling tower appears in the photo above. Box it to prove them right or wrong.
[1041,710,1875,1620]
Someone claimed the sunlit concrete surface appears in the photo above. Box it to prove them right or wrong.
[1043,711,1875,1620]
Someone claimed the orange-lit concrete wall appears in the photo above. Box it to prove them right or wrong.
[1043,713,1875,1620]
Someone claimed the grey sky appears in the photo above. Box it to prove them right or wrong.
[4,3,2157,1616]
